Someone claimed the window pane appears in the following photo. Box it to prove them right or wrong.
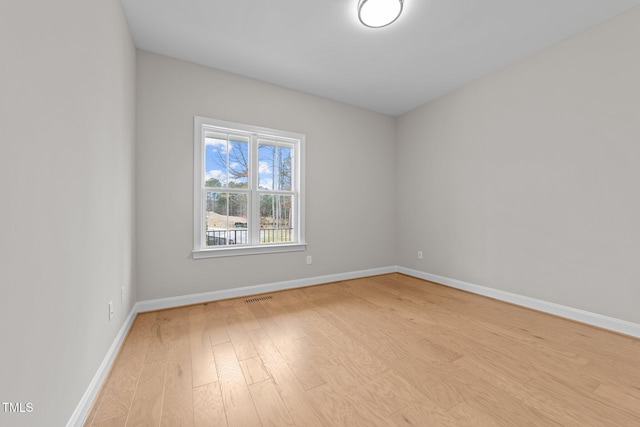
[229,136,249,189]
[260,194,293,243]
[205,192,248,246]
[258,141,293,191]
[276,145,293,191]
[205,134,249,189]
[205,134,228,188]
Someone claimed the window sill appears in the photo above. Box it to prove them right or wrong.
[192,243,307,259]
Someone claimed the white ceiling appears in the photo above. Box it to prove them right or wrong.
[121,0,640,116]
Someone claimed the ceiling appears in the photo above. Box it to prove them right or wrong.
[121,0,640,116]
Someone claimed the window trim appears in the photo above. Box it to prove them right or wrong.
[193,116,306,258]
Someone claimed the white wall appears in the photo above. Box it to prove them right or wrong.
[0,1,136,426]
[135,51,396,301]
[396,7,640,324]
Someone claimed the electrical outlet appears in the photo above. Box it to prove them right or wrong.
[109,301,114,321]
[418,251,423,260]
[306,255,312,265]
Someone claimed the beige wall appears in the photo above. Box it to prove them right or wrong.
[396,7,640,324]
[0,1,136,426]
[135,51,397,301]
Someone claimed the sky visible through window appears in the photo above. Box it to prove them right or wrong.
[205,135,293,190]
[204,134,248,188]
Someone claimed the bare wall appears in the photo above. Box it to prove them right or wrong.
[0,1,136,425]
[396,7,640,324]
[135,51,396,301]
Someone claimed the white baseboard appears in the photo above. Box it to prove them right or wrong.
[135,266,397,312]
[397,266,640,339]
[66,306,138,427]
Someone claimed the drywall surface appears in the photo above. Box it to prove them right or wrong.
[397,7,640,323]
[135,51,396,301]
[0,1,136,426]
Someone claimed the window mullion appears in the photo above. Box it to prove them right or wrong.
[225,134,230,188]
[250,134,260,245]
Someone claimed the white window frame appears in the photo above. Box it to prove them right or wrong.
[193,116,306,258]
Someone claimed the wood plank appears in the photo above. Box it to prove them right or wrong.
[91,314,156,424]
[145,309,186,363]
[388,403,464,427]
[247,328,325,427]
[291,304,388,378]
[594,382,640,414]
[247,298,326,390]
[447,402,502,427]
[305,382,388,427]
[160,358,194,427]
[525,373,640,426]
[224,312,259,361]
[453,354,590,425]
[239,356,271,385]
[193,382,227,427]
[126,360,167,427]
[188,306,217,387]
[248,379,295,426]
[212,341,261,427]
[91,415,128,427]
[204,303,231,346]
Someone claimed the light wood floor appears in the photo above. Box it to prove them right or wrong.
[84,273,640,426]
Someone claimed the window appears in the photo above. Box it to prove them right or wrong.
[193,117,305,258]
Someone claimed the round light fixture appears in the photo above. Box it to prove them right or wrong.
[358,0,404,28]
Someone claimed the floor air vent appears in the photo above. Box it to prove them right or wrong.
[245,295,273,303]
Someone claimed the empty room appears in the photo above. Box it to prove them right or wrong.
[1,0,640,426]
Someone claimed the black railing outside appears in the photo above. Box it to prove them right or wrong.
[206,229,246,246]
[206,228,293,246]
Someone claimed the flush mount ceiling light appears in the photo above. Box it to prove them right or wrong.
[358,0,404,28]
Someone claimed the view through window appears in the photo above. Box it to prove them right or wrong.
[193,117,305,258]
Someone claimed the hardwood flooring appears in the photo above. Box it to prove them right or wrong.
[84,273,640,426]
